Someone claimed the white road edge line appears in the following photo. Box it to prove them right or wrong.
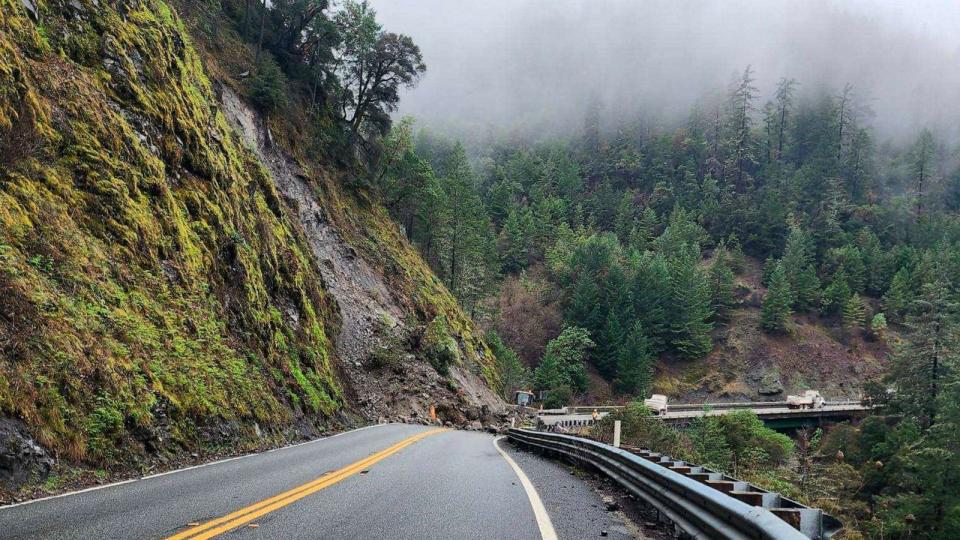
[494,436,559,540]
[0,422,396,511]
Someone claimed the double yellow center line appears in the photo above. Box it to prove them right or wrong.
[167,428,446,540]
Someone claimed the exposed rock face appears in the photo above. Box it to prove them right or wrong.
[219,86,503,422]
[0,419,54,491]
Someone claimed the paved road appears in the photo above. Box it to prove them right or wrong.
[1,424,642,539]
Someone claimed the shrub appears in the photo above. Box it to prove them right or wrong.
[423,315,459,375]
[248,55,287,113]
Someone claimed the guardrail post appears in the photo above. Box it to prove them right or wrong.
[613,420,621,448]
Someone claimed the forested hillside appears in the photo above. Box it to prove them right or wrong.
[378,68,959,406]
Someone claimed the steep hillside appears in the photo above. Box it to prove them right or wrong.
[652,256,890,403]
[0,0,499,496]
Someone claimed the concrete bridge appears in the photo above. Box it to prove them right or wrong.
[538,400,871,431]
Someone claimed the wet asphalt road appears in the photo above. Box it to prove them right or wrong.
[0,423,641,539]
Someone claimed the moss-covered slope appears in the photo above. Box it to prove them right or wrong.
[0,0,343,463]
[0,0,501,487]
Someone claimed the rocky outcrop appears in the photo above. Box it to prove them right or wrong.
[0,419,53,491]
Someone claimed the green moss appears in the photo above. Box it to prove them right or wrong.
[423,315,460,376]
[0,0,341,464]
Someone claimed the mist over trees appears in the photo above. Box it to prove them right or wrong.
[372,51,960,533]
[371,0,960,146]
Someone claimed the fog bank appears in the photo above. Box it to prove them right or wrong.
[370,0,960,144]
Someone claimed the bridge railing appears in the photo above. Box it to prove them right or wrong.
[562,400,865,415]
[508,428,824,540]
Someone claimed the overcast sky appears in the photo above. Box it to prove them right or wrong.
[368,0,960,144]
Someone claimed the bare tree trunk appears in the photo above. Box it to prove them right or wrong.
[917,162,925,217]
[255,0,267,65]
[777,103,787,161]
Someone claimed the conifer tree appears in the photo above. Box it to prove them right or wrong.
[842,293,866,334]
[761,256,778,287]
[614,322,654,396]
[887,280,958,428]
[708,244,736,321]
[884,267,913,323]
[821,269,852,315]
[498,207,531,273]
[631,253,671,353]
[597,309,627,378]
[870,312,888,340]
[761,262,793,333]
[724,66,759,192]
[781,225,820,310]
[568,272,603,335]
[667,245,714,358]
[630,207,659,251]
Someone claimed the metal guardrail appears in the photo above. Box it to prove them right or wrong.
[508,428,823,540]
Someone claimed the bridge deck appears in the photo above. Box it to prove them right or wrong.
[538,403,870,428]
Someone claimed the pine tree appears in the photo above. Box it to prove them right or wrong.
[437,143,499,311]
[761,262,793,333]
[821,269,852,315]
[887,280,958,428]
[568,272,603,335]
[870,312,888,340]
[884,267,913,323]
[668,246,714,358]
[631,253,671,353]
[498,207,531,273]
[724,66,759,192]
[909,129,937,218]
[708,244,736,321]
[781,225,820,310]
[842,293,866,334]
[630,207,659,251]
[761,256,778,286]
[597,309,626,379]
[614,322,654,396]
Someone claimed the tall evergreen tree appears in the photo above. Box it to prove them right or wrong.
[708,244,736,321]
[724,66,759,192]
[781,224,820,311]
[667,245,714,358]
[909,129,937,219]
[614,322,654,396]
[888,280,958,428]
[842,293,866,335]
[568,272,603,335]
[821,269,852,316]
[884,267,913,323]
[761,262,793,333]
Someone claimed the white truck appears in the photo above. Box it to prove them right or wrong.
[787,390,825,410]
[644,394,669,416]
